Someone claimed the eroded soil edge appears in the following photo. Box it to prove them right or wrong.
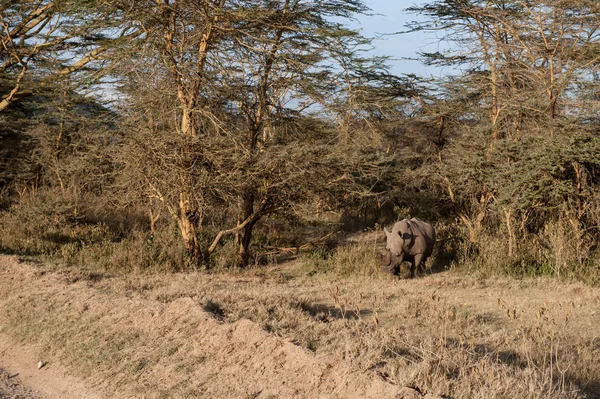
[0,255,437,398]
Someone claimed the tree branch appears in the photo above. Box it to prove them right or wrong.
[208,196,277,253]
[59,46,108,75]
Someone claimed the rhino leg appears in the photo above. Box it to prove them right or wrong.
[411,253,425,278]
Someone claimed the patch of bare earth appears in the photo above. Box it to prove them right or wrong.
[0,333,104,399]
[0,255,442,398]
[0,366,37,398]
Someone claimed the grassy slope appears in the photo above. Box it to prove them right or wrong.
[0,254,599,398]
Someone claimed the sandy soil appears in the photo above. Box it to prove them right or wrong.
[0,255,441,399]
[0,366,37,398]
[0,331,105,399]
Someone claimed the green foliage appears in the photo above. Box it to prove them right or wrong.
[381,0,600,281]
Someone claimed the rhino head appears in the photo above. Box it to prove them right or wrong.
[380,249,404,275]
[382,221,414,274]
[384,221,413,257]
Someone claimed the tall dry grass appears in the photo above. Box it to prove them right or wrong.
[182,268,596,399]
[2,187,600,285]
[0,190,194,273]
[451,216,600,285]
[299,243,383,278]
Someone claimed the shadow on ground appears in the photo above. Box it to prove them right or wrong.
[300,302,373,321]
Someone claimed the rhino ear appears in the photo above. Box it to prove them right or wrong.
[384,227,391,237]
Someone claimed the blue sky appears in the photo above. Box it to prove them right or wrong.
[353,0,449,77]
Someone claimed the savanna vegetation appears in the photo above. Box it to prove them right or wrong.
[2,2,600,398]
[3,0,600,281]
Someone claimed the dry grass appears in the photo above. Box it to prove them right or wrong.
[299,243,383,278]
[1,248,598,398]
[0,201,195,274]
[182,265,598,399]
[3,190,600,286]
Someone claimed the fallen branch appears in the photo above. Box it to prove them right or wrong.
[208,214,257,254]
[263,231,338,254]
[207,197,280,254]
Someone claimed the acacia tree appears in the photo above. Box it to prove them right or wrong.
[406,0,600,253]
[205,0,402,264]
[0,1,132,205]
[0,1,122,112]
[113,0,402,266]
[111,0,234,262]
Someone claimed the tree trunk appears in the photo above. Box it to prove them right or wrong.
[238,191,257,267]
[148,207,160,236]
[177,191,201,265]
[239,218,258,267]
[504,208,515,258]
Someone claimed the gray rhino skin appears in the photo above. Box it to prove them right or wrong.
[382,218,436,278]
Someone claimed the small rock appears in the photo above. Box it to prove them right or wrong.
[37,361,45,370]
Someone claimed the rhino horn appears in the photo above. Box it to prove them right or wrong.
[382,251,391,266]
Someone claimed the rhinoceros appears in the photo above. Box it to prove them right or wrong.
[382,218,436,278]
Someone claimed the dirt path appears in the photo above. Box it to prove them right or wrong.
[0,366,37,398]
[0,255,441,399]
[0,333,104,399]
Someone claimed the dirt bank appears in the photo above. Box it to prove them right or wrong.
[0,255,440,398]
